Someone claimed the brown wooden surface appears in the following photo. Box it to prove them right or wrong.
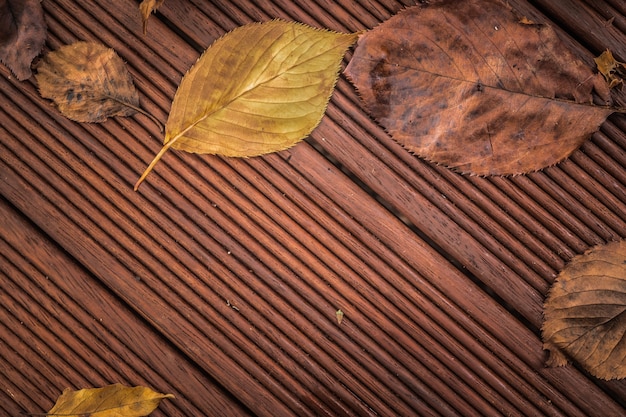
[2,0,626,416]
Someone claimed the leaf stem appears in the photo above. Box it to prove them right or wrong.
[134,141,174,191]
[107,95,164,132]
[129,103,164,132]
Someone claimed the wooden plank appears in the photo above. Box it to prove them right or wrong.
[1,0,626,416]
[0,197,252,417]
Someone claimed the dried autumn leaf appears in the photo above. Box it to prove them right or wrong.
[134,20,357,190]
[542,240,626,380]
[46,384,174,416]
[139,0,165,35]
[518,16,536,25]
[336,309,344,325]
[35,42,159,126]
[345,0,617,175]
[0,0,46,80]
[595,49,626,89]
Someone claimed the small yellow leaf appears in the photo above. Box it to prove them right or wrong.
[46,384,174,416]
[336,309,344,325]
[139,0,165,35]
[135,20,357,190]
[518,16,536,25]
[595,49,626,89]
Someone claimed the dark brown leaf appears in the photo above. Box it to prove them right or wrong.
[542,240,626,380]
[0,0,16,44]
[35,42,150,124]
[0,0,47,80]
[345,0,615,175]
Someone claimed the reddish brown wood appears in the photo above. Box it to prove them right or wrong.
[1,0,626,416]
[532,0,626,60]
[0,198,252,417]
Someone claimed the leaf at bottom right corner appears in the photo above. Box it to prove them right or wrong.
[542,239,626,380]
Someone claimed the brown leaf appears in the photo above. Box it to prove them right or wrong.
[345,0,616,175]
[595,49,626,89]
[139,0,165,35]
[35,42,157,125]
[542,240,626,380]
[46,384,174,416]
[0,0,15,44]
[0,0,47,80]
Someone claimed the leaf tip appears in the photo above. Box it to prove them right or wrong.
[542,342,569,368]
[134,162,153,191]
[135,141,174,190]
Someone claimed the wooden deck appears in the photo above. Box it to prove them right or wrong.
[2,0,626,415]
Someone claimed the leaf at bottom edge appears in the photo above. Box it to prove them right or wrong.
[47,384,174,416]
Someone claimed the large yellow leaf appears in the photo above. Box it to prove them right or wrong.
[46,384,174,416]
[135,20,357,190]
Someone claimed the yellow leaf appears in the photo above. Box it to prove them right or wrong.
[139,0,165,35]
[135,20,357,190]
[594,49,626,89]
[46,384,174,416]
[336,309,344,325]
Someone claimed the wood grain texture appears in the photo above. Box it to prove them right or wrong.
[0,197,252,417]
[1,0,626,416]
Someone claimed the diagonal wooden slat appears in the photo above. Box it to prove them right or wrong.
[1,0,626,416]
[0,197,252,416]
